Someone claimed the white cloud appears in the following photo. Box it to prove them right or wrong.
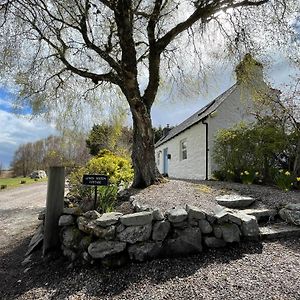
[0,110,57,168]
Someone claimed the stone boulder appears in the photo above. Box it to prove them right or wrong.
[88,240,126,259]
[95,212,123,227]
[186,205,206,220]
[117,224,152,244]
[58,215,75,226]
[128,242,163,262]
[166,207,188,223]
[93,225,116,240]
[239,213,260,237]
[204,237,226,248]
[198,219,213,234]
[120,211,153,226]
[84,210,101,220]
[220,223,241,243]
[61,226,83,249]
[77,216,95,234]
[152,220,170,241]
[164,228,202,256]
[279,203,300,226]
[216,194,255,209]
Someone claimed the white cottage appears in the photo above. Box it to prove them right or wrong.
[155,54,279,180]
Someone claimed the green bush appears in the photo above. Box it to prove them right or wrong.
[213,120,295,185]
[69,150,133,212]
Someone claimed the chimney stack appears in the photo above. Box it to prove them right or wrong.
[162,124,170,137]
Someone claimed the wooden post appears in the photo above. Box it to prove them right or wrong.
[43,166,65,255]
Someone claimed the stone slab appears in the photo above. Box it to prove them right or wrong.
[242,208,277,222]
[120,211,153,226]
[259,223,300,240]
[216,194,255,209]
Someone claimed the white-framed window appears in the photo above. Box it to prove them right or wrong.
[180,139,187,160]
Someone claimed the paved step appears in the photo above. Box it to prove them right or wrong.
[242,208,277,222]
[259,223,300,240]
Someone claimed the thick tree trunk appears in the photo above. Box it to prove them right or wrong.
[130,102,162,188]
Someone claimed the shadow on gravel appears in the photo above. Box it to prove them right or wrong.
[0,236,264,300]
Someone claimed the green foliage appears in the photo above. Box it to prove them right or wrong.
[213,120,295,185]
[274,170,295,192]
[69,150,133,212]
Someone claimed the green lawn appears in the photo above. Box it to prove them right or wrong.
[0,177,48,190]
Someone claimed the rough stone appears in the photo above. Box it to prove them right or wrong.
[120,211,153,226]
[216,194,255,209]
[206,213,217,224]
[166,207,188,223]
[63,207,82,216]
[88,240,126,259]
[58,215,75,226]
[227,212,242,225]
[128,242,162,262]
[279,203,300,226]
[198,219,213,234]
[38,210,45,221]
[215,210,229,224]
[61,226,82,249]
[164,228,202,256]
[79,236,92,250]
[240,213,260,237]
[117,223,152,244]
[77,217,95,234]
[221,223,241,243]
[186,204,206,220]
[204,237,227,248]
[172,221,189,229]
[116,223,126,233]
[95,212,123,227]
[152,220,170,241]
[26,224,44,256]
[83,210,101,220]
[213,225,223,239]
[62,246,77,261]
[153,208,164,221]
[93,225,116,240]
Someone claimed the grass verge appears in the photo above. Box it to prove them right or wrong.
[0,177,47,190]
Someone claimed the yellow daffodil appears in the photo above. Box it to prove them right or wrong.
[285,171,290,176]
[297,177,300,182]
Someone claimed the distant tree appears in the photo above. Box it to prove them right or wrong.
[86,124,133,156]
[11,133,90,176]
[0,161,3,176]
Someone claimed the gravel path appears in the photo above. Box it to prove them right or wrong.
[0,182,47,251]
[133,179,300,212]
[3,238,300,300]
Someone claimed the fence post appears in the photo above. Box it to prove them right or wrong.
[43,166,65,255]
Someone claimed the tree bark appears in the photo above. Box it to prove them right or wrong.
[130,100,161,188]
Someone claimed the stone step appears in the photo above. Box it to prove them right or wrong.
[216,195,255,209]
[241,208,277,222]
[259,223,300,240]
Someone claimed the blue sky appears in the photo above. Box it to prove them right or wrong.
[0,57,298,169]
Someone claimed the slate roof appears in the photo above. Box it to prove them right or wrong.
[155,84,237,147]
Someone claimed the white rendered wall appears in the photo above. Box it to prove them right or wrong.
[155,123,207,180]
[207,85,257,177]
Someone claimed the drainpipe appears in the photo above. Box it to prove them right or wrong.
[201,118,209,180]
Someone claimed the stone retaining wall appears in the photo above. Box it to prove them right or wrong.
[59,198,260,266]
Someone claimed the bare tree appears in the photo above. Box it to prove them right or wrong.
[0,0,298,187]
[0,161,3,176]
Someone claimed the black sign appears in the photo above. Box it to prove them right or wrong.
[82,174,109,186]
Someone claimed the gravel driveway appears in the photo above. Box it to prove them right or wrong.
[0,182,47,251]
[1,181,300,300]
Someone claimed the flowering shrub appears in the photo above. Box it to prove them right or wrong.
[69,150,133,212]
[274,170,294,192]
[240,170,259,184]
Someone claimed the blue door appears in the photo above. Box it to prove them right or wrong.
[163,148,168,175]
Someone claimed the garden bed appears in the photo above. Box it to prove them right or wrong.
[130,179,300,213]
